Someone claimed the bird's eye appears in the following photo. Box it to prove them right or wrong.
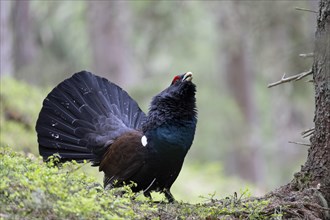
[171,76,181,85]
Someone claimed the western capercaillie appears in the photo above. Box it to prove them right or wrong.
[36,71,197,202]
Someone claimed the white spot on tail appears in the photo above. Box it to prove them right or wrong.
[141,135,148,147]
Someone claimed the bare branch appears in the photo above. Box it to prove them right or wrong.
[301,127,315,138]
[295,7,317,13]
[303,133,314,138]
[301,128,314,135]
[299,53,314,58]
[296,69,313,80]
[289,141,311,147]
[268,69,313,88]
[268,73,295,88]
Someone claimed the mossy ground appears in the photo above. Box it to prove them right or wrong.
[1,147,286,219]
[1,146,327,219]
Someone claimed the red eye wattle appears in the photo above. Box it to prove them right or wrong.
[171,75,181,85]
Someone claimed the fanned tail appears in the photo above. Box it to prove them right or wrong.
[36,71,146,165]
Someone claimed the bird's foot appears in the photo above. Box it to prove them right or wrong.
[164,189,175,203]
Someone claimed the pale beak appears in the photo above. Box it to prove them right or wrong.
[182,72,193,82]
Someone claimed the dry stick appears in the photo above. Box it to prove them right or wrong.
[296,69,313,80]
[288,141,311,147]
[303,132,314,139]
[302,128,314,135]
[301,127,315,138]
[267,69,313,88]
[299,53,314,58]
[295,7,318,13]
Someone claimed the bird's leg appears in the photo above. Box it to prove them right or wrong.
[163,189,175,203]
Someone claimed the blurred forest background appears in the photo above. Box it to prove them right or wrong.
[0,1,317,202]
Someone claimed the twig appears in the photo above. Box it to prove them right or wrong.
[268,69,313,88]
[295,7,317,13]
[302,127,315,138]
[268,73,297,88]
[299,53,314,58]
[296,69,313,80]
[301,128,314,135]
[303,133,314,138]
[288,141,311,147]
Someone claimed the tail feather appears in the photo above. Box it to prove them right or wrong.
[36,71,146,164]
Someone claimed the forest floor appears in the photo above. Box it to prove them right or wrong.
[0,147,327,220]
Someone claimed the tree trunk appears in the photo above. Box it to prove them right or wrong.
[87,1,135,87]
[0,1,13,77]
[294,0,330,204]
[225,40,264,186]
[12,0,37,74]
[216,2,265,186]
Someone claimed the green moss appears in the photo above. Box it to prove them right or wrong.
[0,147,276,219]
[292,171,312,190]
[0,147,155,219]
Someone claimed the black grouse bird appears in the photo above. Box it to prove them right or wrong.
[36,71,197,202]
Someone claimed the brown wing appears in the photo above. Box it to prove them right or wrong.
[99,131,147,187]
